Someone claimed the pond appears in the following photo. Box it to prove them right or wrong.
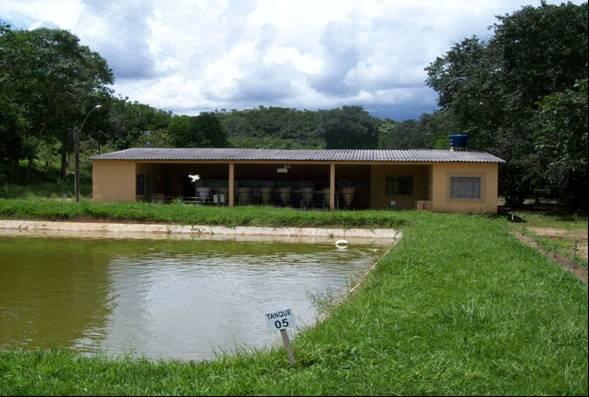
[0,235,384,360]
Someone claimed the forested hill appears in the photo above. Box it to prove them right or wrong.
[216,106,451,150]
[217,107,323,149]
[166,104,450,151]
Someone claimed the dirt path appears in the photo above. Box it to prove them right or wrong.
[513,231,588,284]
[527,227,588,261]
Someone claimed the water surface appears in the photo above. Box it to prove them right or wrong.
[0,235,383,360]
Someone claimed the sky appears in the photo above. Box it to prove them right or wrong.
[0,0,576,120]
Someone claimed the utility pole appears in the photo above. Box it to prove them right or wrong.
[74,125,80,202]
[75,104,102,202]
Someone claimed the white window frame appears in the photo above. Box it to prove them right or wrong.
[450,176,482,200]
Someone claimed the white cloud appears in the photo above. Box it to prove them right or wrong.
[1,0,583,119]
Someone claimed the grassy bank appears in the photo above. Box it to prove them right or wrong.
[0,211,587,395]
[512,210,588,267]
[0,198,407,228]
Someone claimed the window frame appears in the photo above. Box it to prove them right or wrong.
[449,176,482,200]
[385,175,414,196]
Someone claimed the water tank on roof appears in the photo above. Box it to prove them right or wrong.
[449,133,468,151]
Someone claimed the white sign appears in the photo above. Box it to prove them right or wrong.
[265,308,295,331]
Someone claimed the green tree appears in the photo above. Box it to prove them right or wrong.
[318,106,378,149]
[168,113,228,147]
[105,98,172,150]
[0,97,25,178]
[217,106,323,149]
[193,112,228,147]
[426,2,588,207]
[0,24,113,179]
[535,79,588,207]
[378,111,456,149]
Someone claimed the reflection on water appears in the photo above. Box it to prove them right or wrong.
[0,236,383,360]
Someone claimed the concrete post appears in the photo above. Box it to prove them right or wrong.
[329,163,335,210]
[228,162,235,207]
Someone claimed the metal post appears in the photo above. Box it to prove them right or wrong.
[280,329,296,365]
[74,127,80,202]
[74,104,102,202]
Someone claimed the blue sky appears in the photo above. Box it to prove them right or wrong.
[1,0,579,120]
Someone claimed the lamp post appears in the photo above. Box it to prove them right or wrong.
[74,104,102,202]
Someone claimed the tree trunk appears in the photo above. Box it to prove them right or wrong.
[26,157,34,183]
[10,159,18,183]
[60,145,68,180]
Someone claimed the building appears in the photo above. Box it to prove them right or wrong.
[91,148,504,213]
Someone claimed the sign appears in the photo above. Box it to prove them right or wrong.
[265,308,297,365]
[265,308,295,331]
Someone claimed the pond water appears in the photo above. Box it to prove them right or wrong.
[0,235,384,360]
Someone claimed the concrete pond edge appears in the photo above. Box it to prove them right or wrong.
[0,219,401,245]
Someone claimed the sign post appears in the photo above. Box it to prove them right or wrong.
[265,308,296,365]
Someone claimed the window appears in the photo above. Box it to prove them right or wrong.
[450,177,481,199]
[136,174,145,195]
[386,176,413,195]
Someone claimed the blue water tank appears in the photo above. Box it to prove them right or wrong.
[449,133,468,150]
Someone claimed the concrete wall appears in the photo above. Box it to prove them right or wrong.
[430,162,499,213]
[370,165,431,210]
[92,160,136,202]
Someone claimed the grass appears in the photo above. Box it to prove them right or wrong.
[0,198,407,228]
[513,210,588,231]
[0,164,92,199]
[0,182,91,199]
[522,229,588,268]
[0,211,587,395]
[511,209,588,267]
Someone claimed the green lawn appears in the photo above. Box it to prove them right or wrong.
[0,198,407,228]
[0,209,587,395]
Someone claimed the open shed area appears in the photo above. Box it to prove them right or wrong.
[92,148,504,213]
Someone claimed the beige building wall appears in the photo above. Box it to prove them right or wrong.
[92,159,500,212]
[430,162,499,213]
[370,165,431,210]
[92,160,136,202]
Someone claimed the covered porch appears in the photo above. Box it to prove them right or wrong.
[134,161,432,210]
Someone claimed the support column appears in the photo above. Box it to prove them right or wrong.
[329,163,336,210]
[228,162,235,207]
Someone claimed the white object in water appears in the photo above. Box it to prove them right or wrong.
[335,239,349,249]
[188,174,200,182]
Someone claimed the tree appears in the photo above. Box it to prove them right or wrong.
[168,113,228,148]
[104,98,172,150]
[193,112,228,147]
[0,97,25,177]
[318,106,378,149]
[0,24,113,180]
[378,111,457,149]
[425,2,588,207]
[535,79,588,207]
[217,106,323,149]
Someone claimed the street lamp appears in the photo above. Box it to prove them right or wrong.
[74,104,102,202]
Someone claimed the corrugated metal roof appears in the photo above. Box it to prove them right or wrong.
[91,148,505,163]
